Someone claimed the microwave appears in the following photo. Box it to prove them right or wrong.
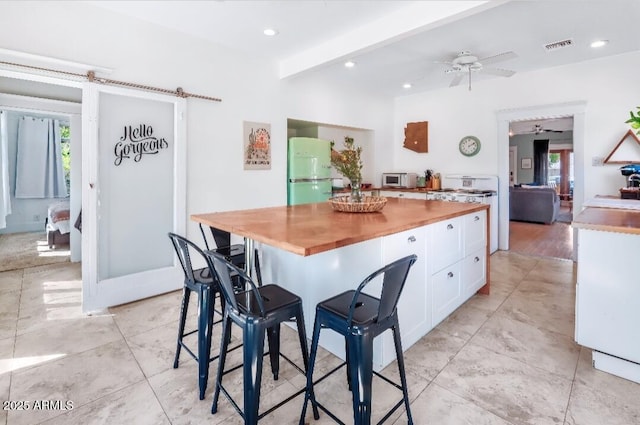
[382,172,418,188]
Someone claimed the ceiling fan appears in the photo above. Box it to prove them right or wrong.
[532,124,563,134]
[510,123,565,136]
[438,50,517,90]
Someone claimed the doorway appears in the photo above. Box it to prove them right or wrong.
[497,101,586,260]
[0,85,82,268]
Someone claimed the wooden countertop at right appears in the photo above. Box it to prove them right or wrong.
[573,206,640,235]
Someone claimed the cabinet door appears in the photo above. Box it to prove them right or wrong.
[379,190,399,198]
[399,192,427,200]
[464,210,487,256]
[462,247,486,299]
[429,216,463,274]
[432,261,462,326]
[380,226,428,362]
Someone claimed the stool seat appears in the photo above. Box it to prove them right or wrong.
[319,290,380,325]
[236,284,301,316]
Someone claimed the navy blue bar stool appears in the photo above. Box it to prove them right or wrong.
[299,254,417,425]
[169,232,226,400]
[206,251,319,425]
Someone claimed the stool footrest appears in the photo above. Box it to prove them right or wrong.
[215,351,308,420]
[307,361,407,424]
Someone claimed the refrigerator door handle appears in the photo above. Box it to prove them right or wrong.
[289,178,332,183]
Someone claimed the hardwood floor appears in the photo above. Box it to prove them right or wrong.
[509,206,574,260]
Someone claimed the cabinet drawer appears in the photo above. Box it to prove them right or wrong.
[464,210,487,256]
[462,248,486,299]
[429,217,463,273]
[432,261,462,326]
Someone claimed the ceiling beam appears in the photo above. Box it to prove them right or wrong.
[277,0,509,79]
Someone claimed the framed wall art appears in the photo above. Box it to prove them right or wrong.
[243,121,271,170]
[521,157,532,169]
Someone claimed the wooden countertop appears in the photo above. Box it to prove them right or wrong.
[573,207,640,235]
[192,198,488,256]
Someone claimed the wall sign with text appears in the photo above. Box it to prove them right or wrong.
[114,124,169,166]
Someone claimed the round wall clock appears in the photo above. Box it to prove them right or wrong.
[459,135,481,157]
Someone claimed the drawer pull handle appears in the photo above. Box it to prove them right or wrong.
[447,224,454,230]
[407,235,416,243]
[474,256,480,262]
[474,215,480,221]
[447,271,454,278]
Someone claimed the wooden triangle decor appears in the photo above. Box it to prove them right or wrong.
[403,121,428,153]
[603,129,640,164]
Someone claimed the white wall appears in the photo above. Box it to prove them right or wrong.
[394,50,640,202]
[0,2,393,241]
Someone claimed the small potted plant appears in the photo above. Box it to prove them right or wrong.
[625,106,640,135]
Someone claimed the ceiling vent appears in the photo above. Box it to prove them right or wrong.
[544,39,573,51]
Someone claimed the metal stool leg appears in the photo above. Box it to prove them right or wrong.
[299,316,322,424]
[392,324,413,425]
[243,324,266,425]
[173,286,191,368]
[198,285,215,400]
[267,324,281,380]
[295,309,319,420]
[211,313,232,414]
[347,333,374,425]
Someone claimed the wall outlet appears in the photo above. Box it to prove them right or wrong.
[592,157,604,166]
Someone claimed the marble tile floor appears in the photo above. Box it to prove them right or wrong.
[1,252,639,424]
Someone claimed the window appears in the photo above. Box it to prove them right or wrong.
[548,149,573,197]
[60,123,70,194]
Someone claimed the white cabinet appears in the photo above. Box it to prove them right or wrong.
[429,216,463,274]
[432,262,462,324]
[462,248,486,299]
[428,210,487,326]
[464,210,486,255]
[379,190,426,200]
[576,228,640,383]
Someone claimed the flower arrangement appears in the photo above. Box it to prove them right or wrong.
[330,136,363,183]
[625,106,640,136]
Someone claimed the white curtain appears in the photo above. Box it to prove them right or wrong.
[15,116,67,199]
[0,111,11,228]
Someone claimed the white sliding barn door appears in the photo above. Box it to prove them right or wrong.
[82,83,186,313]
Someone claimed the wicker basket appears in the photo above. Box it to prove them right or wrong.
[329,196,387,213]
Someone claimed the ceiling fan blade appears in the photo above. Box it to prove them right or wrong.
[482,67,516,77]
[544,129,563,133]
[449,74,464,87]
[478,51,517,65]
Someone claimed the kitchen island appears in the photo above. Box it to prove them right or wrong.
[573,200,640,384]
[192,198,490,369]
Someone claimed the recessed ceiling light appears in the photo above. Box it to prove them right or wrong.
[344,61,356,68]
[590,39,609,48]
[402,83,412,89]
[263,28,278,36]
